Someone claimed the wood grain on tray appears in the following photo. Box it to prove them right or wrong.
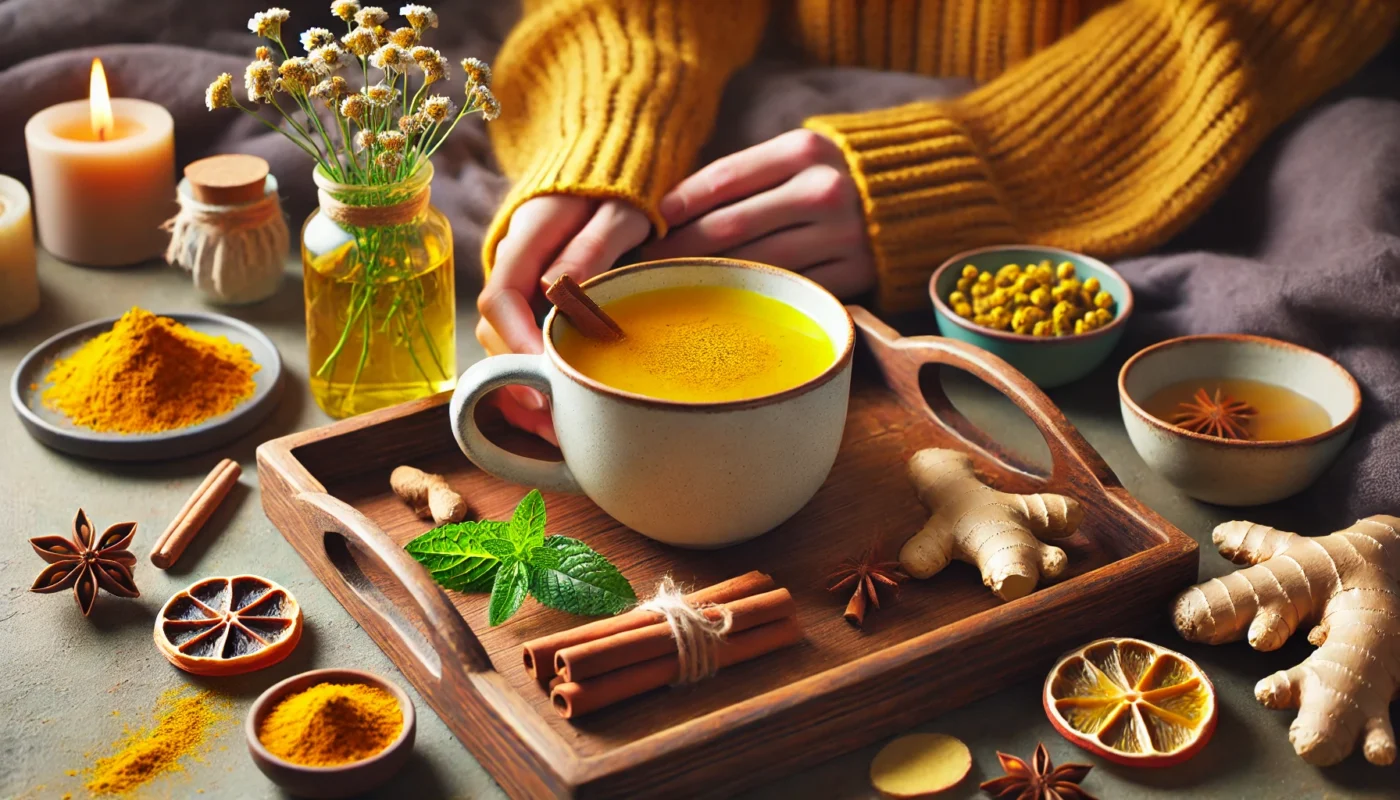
[257,308,1198,799]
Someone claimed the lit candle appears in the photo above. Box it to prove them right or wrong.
[0,175,38,326]
[24,58,176,266]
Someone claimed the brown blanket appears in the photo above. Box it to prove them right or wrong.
[1,1,1397,527]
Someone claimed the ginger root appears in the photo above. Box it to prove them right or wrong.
[390,466,467,526]
[900,449,1084,601]
[1172,516,1400,766]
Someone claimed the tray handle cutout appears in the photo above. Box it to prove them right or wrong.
[850,307,1120,491]
[296,491,493,678]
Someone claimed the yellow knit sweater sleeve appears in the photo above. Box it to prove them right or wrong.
[482,0,770,272]
[806,0,1400,312]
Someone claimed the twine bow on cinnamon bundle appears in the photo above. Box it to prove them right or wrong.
[520,571,802,719]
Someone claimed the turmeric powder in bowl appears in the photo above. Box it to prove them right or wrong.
[256,681,402,767]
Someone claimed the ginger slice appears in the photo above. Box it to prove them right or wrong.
[900,449,1083,601]
[1173,515,1400,766]
[869,733,971,798]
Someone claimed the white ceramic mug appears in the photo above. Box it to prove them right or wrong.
[450,258,855,548]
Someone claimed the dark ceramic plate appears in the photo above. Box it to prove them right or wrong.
[10,312,284,461]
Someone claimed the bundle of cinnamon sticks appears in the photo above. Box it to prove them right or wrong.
[520,571,801,719]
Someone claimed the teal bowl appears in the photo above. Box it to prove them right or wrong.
[929,246,1134,388]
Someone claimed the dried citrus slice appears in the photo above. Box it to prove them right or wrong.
[1044,637,1216,767]
[870,733,971,798]
[154,575,303,676]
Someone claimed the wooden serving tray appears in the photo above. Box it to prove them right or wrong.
[257,309,1198,799]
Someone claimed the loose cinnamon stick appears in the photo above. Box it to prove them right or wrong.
[545,274,626,342]
[550,616,804,719]
[521,571,775,681]
[555,588,797,683]
[149,459,240,569]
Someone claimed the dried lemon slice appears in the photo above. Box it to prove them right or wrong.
[1044,637,1216,767]
[154,575,303,676]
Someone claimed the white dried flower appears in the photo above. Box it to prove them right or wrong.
[400,5,438,30]
[330,0,360,22]
[309,44,349,75]
[421,94,453,123]
[301,27,336,52]
[369,43,409,73]
[354,5,389,27]
[410,46,447,83]
[310,76,348,102]
[364,83,400,107]
[473,85,500,121]
[388,26,418,48]
[355,129,377,151]
[340,93,368,121]
[377,130,407,151]
[375,150,403,170]
[245,59,277,103]
[278,57,318,93]
[460,57,490,87]
[398,112,427,135]
[205,73,235,110]
[247,8,291,40]
[341,26,378,57]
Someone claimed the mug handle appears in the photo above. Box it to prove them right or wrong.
[448,353,583,493]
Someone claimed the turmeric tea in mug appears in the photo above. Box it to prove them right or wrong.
[553,285,835,402]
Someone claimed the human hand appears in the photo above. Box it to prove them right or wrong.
[476,195,651,443]
[641,129,875,297]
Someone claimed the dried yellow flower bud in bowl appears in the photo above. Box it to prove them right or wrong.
[929,246,1133,388]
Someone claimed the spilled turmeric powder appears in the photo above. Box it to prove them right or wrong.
[257,682,402,767]
[86,687,231,796]
[42,307,259,434]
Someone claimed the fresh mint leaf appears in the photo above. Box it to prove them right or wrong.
[528,546,561,570]
[489,560,529,626]
[510,489,546,548]
[403,521,506,592]
[480,538,518,561]
[528,535,636,617]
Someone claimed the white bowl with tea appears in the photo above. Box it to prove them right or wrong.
[451,258,854,547]
[1118,334,1360,506]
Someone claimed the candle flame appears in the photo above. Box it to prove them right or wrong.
[89,58,114,141]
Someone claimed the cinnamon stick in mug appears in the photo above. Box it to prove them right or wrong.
[550,616,804,719]
[521,571,775,680]
[545,274,626,342]
[149,458,240,569]
[555,588,797,683]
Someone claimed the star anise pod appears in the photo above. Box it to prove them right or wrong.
[30,509,139,616]
[825,537,905,628]
[980,743,1097,800]
[1170,387,1257,440]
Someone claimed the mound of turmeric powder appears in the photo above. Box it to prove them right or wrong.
[42,307,259,434]
[86,688,231,796]
[257,682,402,767]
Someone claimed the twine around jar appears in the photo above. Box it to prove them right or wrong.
[313,170,431,228]
[164,175,288,305]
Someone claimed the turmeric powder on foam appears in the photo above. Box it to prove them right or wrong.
[42,307,259,434]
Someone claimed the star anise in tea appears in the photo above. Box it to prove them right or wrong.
[30,509,139,616]
[979,743,1097,800]
[825,538,905,628]
[1170,387,1257,440]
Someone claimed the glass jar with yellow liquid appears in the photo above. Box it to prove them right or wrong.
[303,163,455,418]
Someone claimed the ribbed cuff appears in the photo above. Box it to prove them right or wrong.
[805,102,1019,313]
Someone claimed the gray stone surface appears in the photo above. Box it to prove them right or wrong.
[2,253,1394,799]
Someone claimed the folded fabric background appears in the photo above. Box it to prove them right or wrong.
[0,0,1394,528]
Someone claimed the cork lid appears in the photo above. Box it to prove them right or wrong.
[184,154,270,205]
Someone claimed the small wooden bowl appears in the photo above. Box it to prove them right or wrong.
[1118,334,1361,506]
[929,245,1133,388]
[246,668,416,798]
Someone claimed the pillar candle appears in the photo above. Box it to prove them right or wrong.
[24,61,176,267]
[0,175,38,325]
